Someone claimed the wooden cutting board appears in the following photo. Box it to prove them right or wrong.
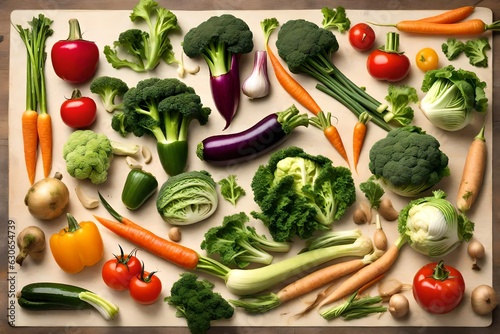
[8,7,494,328]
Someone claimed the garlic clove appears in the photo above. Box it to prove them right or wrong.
[242,50,271,99]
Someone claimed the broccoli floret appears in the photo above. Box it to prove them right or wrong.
[251,146,356,242]
[201,212,290,268]
[111,77,210,176]
[103,0,180,72]
[321,6,351,32]
[441,38,465,61]
[368,126,450,197]
[464,37,491,68]
[62,130,114,184]
[89,76,129,113]
[165,272,234,334]
[182,14,254,77]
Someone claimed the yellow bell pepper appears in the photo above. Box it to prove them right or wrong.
[50,213,104,274]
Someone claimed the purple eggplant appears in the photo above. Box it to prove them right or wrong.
[210,54,241,130]
[196,105,309,166]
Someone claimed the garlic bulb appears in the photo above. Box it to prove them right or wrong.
[242,50,270,99]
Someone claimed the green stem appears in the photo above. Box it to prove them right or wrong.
[78,291,119,320]
[157,140,188,176]
[432,260,450,281]
[67,19,83,40]
[65,213,82,233]
[485,20,500,31]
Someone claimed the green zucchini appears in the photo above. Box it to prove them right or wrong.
[18,282,119,320]
[121,169,158,210]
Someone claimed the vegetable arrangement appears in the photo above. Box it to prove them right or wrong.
[10,1,497,331]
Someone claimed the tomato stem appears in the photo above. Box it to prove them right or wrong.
[432,260,450,281]
[67,18,84,40]
[380,32,404,54]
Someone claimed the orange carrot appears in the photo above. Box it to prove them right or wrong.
[310,111,350,167]
[15,15,53,183]
[318,236,406,309]
[417,6,475,24]
[95,192,200,270]
[37,112,52,178]
[262,18,322,116]
[456,125,487,212]
[22,110,38,185]
[352,112,371,173]
[94,214,200,270]
[357,273,385,296]
[389,19,500,35]
[291,250,384,317]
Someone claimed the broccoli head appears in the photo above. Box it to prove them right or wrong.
[111,77,210,176]
[62,130,114,184]
[89,76,129,113]
[165,272,234,334]
[368,126,450,197]
[251,146,356,242]
[182,14,253,76]
[201,212,290,268]
[103,0,180,72]
[276,19,339,74]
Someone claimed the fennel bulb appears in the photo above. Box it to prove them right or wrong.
[398,190,474,257]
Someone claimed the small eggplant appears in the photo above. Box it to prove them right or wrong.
[210,54,241,130]
[121,169,158,210]
[196,105,308,166]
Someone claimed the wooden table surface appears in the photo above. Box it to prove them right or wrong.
[1,1,499,333]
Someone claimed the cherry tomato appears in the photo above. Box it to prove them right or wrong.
[412,260,465,314]
[366,32,410,82]
[129,267,163,305]
[349,23,376,52]
[51,19,99,83]
[101,246,142,291]
[60,89,97,129]
[415,47,439,72]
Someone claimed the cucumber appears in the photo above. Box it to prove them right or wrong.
[18,282,92,310]
[17,282,120,320]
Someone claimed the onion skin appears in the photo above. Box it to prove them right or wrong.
[16,226,46,265]
[471,285,498,315]
[389,294,409,318]
[24,172,70,220]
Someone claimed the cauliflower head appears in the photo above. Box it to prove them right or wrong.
[63,130,114,184]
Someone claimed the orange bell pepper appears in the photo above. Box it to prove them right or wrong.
[50,213,104,274]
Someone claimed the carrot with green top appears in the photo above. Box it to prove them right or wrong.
[14,14,54,183]
[372,19,500,35]
[261,18,322,116]
[310,111,350,167]
[352,112,371,173]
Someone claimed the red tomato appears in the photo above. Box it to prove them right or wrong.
[129,270,163,305]
[349,23,376,52]
[51,19,99,83]
[366,49,410,82]
[60,89,97,129]
[101,246,142,291]
[412,260,465,314]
